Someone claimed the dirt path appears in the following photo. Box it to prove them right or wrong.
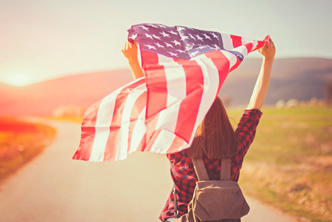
[0,121,298,222]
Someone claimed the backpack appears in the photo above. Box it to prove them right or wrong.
[177,158,250,222]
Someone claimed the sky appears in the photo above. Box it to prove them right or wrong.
[1,0,332,86]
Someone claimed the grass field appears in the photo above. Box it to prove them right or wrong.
[0,117,56,183]
[228,106,332,222]
[1,107,330,221]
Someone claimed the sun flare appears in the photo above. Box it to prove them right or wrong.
[3,74,31,87]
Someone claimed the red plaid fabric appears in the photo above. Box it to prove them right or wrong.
[160,109,262,221]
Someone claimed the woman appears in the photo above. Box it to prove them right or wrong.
[122,38,276,222]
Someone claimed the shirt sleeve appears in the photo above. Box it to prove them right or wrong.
[235,109,263,162]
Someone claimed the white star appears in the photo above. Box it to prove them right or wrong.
[152,34,161,40]
[129,34,137,40]
[186,44,194,50]
[145,33,153,39]
[189,34,196,40]
[203,33,211,40]
[155,42,164,48]
[191,51,199,56]
[212,33,219,38]
[151,24,159,28]
[165,42,174,48]
[177,27,186,32]
[196,34,203,41]
[169,52,178,57]
[172,40,181,46]
[160,31,170,38]
[169,30,177,35]
[141,25,149,31]
[176,49,186,54]
[181,35,189,41]
[146,45,156,50]
[212,44,220,49]
[159,24,168,28]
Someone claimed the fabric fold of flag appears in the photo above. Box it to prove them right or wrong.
[73,23,269,162]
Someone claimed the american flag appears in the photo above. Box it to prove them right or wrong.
[73,23,268,162]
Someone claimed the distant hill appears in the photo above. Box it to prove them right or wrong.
[0,58,331,116]
[0,70,133,116]
[219,57,332,106]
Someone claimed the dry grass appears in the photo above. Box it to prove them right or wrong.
[0,117,56,183]
[229,106,332,222]
[46,116,83,123]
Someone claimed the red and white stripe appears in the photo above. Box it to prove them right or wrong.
[73,35,267,162]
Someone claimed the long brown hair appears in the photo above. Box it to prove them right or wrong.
[186,97,238,159]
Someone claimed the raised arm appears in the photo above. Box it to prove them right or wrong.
[247,39,276,110]
[121,40,145,80]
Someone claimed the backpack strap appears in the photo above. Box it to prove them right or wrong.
[192,158,232,181]
[191,158,209,181]
[220,158,232,181]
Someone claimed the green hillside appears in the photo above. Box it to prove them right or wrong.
[229,105,332,222]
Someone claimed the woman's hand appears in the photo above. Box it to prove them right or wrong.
[122,40,139,62]
[258,39,276,61]
[246,39,276,110]
[121,40,144,80]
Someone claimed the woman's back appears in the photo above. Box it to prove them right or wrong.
[121,36,275,222]
[160,109,262,221]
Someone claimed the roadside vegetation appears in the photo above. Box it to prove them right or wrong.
[228,105,332,222]
[0,117,56,183]
[47,116,83,123]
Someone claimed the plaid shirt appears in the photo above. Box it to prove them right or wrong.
[159,109,262,222]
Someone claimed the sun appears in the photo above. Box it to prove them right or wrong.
[3,74,31,87]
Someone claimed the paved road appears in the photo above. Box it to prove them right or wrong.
[0,121,298,222]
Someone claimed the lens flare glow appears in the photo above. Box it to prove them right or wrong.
[3,74,31,87]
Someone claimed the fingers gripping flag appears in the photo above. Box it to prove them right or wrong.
[73,23,269,162]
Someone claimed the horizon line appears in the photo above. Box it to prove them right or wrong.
[1,56,331,87]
